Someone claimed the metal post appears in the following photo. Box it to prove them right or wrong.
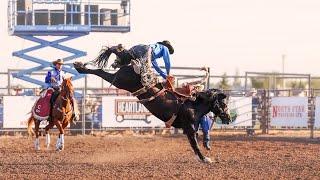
[7,70,11,95]
[261,89,267,134]
[91,111,94,135]
[310,88,314,139]
[82,88,86,135]
[282,54,285,89]
[85,75,88,95]
[308,75,311,97]
[64,3,66,25]
[244,72,248,92]
[207,67,211,89]
[267,89,270,134]
[88,0,91,26]
[101,78,104,89]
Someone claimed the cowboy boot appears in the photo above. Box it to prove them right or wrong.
[203,133,211,150]
[203,141,211,150]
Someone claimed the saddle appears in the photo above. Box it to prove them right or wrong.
[32,88,54,121]
[164,76,197,100]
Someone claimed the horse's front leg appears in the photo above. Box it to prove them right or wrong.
[184,126,212,163]
[53,119,64,151]
[34,120,41,151]
[44,121,54,149]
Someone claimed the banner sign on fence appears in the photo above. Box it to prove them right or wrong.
[214,96,252,127]
[270,97,308,127]
[314,97,320,128]
[3,96,48,128]
[228,97,253,127]
[102,96,165,128]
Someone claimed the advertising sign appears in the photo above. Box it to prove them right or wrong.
[3,96,48,128]
[228,97,253,126]
[102,96,165,128]
[270,97,308,127]
[314,97,320,128]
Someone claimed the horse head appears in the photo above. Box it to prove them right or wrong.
[61,77,74,99]
[198,89,231,124]
[110,56,131,69]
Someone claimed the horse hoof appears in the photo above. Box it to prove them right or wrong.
[202,157,213,164]
[56,146,64,152]
[73,62,87,74]
[35,142,40,151]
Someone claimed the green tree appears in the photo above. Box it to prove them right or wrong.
[218,73,231,90]
[250,72,285,89]
[286,80,307,89]
[232,68,242,90]
[250,77,268,89]
[311,78,320,89]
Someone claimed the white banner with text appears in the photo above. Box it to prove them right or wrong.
[270,97,308,127]
[102,96,165,128]
[314,97,320,128]
[3,96,48,128]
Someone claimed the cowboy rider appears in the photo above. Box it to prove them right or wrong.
[107,40,175,85]
[45,59,75,121]
[149,40,174,80]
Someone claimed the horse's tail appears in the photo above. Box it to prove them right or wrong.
[92,47,113,68]
[27,116,35,136]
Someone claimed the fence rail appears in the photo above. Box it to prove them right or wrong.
[1,68,320,138]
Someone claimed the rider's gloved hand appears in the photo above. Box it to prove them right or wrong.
[166,75,175,84]
[51,77,57,83]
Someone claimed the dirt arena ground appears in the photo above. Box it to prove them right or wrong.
[0,132,320,179]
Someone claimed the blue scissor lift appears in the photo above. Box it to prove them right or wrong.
[8,0,130,88]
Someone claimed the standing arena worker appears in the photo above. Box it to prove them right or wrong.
[195,112,215,150]
[45,59,75,121]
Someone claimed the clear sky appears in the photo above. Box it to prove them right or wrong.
[1,0,320,76]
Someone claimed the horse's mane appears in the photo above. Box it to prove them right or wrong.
[61,78,74,98]
[195,89,221,99]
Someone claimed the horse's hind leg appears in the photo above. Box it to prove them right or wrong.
[74,62,116,83]
[184,126,212,163]
[44,121,54,149]
[34,120,41,151]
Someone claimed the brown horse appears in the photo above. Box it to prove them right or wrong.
[27,77,76,151]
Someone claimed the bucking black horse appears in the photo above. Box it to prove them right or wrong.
[73,46,231,163]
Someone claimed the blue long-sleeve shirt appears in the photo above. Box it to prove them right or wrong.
[45,68,65,88]
[150,43,171,79]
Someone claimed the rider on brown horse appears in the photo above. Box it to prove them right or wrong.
[45,59,76,121]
